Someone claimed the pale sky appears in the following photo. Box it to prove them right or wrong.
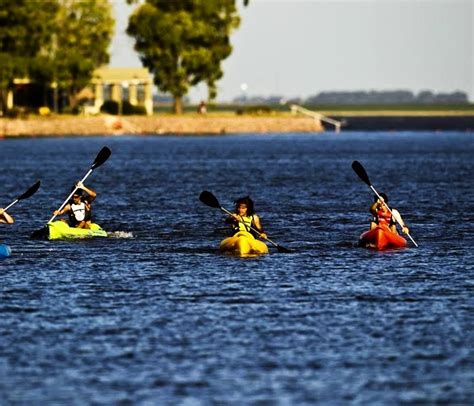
[110,0,473,102]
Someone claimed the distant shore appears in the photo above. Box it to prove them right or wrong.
[1,111,474,137]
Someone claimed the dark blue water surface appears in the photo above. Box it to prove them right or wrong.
[0,132,473,404]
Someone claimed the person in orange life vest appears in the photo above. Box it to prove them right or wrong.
[0,208,14,224]
[225,196,267,240]
[53,181,96,229]
[370,193,409,235]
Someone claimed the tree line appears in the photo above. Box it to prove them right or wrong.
[234,90,470,106]
[305,90,469,105]
[0,0,246,116]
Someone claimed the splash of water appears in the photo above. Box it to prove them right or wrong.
[107,231,134,239]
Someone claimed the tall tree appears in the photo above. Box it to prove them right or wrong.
[34,0,115,109]
[0,0,59,114]
[127,0,240,113]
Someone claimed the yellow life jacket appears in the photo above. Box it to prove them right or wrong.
[233,215,254,233]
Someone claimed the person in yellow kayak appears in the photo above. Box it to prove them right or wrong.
[226,196,267,240]
[53,182,96,229]
[0,208,14,224]
[370,193,409,235]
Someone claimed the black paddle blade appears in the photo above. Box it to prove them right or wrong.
[199,191,221,209]
[91,147,112,169]
[30,225,48,240]
[352,160,371,186]
[276,245,292,253]
[17,180,40,200]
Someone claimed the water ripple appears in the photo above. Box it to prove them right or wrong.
[0,133,473,403]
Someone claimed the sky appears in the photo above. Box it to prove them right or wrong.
[110,0,473,102]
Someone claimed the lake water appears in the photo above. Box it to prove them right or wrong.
[0,132,473,404]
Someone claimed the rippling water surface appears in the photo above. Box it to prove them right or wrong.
[1,132,473,403]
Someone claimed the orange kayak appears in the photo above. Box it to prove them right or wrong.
[358,225,407,250]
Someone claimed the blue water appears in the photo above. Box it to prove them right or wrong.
[0,132,473,404]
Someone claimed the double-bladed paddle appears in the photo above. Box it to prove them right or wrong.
[351,160,418,247]
[48,146,111,224]
[2,181,41,212]
[199,190,292,253]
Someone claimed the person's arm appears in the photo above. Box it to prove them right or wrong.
[225,213,240,225]
[370,199,381,216]
[392,209,410,234]
[0,208,14,224]
[252,214,267,240]
[77,182,96,202]
[54,203,71,216]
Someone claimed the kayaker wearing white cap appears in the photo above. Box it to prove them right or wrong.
[53,181,96,229]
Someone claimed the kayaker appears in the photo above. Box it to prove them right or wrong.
[226,196,267,240]
[370,193,409,235]
[53,182,96,229]
[0,208,14,224]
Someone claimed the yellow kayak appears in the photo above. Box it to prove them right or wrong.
[219,231,269,257]
[47,221,107,240]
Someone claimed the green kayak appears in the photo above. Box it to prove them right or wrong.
[46,220,107,240]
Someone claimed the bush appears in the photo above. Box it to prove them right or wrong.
[235,105,273,115]
[5,107,29,119]
[62,105,80,115]
[100,100,147,115]
[121,101,133,115]
[100,100,119,115]
[131,105,147,115]
[245,105,273,115]
[122,101,147,115]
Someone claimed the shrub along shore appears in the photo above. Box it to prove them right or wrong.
[0,114,324,137]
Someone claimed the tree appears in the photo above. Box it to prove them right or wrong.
[127,0,241,114]
[0,0,59,114]
[33,0,114,109]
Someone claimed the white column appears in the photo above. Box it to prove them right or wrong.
[7,90,14,110]
[144,82,153,115]
[129,84,138,105]
[112,84,121,102]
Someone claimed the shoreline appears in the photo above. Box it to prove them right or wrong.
[0,115,324,137]
[1,112,474,137]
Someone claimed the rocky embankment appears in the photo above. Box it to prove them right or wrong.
[0,115,324,137]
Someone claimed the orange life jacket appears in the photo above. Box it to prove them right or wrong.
[376,208,393,226]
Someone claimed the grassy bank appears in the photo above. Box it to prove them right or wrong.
[178,103,474,116]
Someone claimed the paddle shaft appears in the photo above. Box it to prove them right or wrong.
[3,199,19,212]
[369,185,418,247]
[2,181,41,213]
[48,168,93,223]
[219,206,282,250]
